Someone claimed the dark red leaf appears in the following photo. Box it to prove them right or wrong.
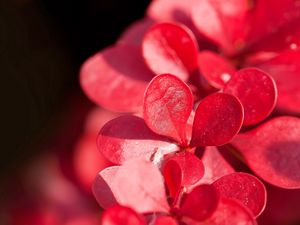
[199,198,257,225]
[118,18,154,46]
[224,68,277,126]
[231,116,300,189]
[92,166,119,209]
[197,146,235,185]
[179,184,219,221]
[97,115,178,164]
[163,152,204,199]
[154,216,178,225]
[101,205,146,225]
[80,44,154,112]
[198,51,236,89]
[143,74,194,145]
[253,49,300,114]
[113,159,170,213]
[191,93,244,147]
[213,172,267,217]
[142,22,198,81]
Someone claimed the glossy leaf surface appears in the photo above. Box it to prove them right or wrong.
[113,159,170,213]
[231,116,300,189]
[80,44,153,112]
[143,74,193,144]
[142,22,198,81]
[224,68,277,126]
[179,184,218,221]
[213,172,267,217]
[101,205,146,225]
[198,51,236,89]
[191,93,244,147]
[97,115,177,164]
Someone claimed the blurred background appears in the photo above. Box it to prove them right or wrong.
[1,0,149,224]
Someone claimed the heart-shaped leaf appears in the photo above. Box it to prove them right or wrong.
[198,146,235,185]
[254,49,300,114]
[199,198,257,225]
[142,22,198,81]
[143,74,194,145]
[101,205,146,225]
[191,93,244,147]
[213,172,267,217]
[163,152,204,199]
[80,44,154,112]
[98,115,178,164]
[154,216,178,225]
[198,51,236,89]
[231,116,300,189]
[179,184,219,221]
[113,159,170,213]
[92,166,119,209]
[224,68,277,126]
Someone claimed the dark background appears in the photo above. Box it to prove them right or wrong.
[1,0,150,178]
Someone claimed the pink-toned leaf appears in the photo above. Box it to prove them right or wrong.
[142,22,198,81]
[231,116,300,189]
[101,205,146,225]
[92,166,119,209]
[199,198,257,225]
[163,152,204,199]
[113,159,170,214]
[154,216,178,225]
[191,0,250,55]
[224,68,277,126]
[253,49,300,114]
[198,51,236,89]
[198,146,235,184]
[118,18,154,46]
[179,184,219,221]
[143,74,194,145]
[191,93,244,147]
[213,172,267,217]
[147,0,200,30]
[80,44,154,112]
[97,115,178,164]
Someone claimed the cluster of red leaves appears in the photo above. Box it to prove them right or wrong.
[79,0,300,224]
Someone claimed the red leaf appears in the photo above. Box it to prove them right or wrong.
[213,172,267,217]
[113,159,170,213]
[92,166,119,209]
[191,0,250,55]
[198,51,236,89]
[97,115,178,164]
[143,74,194,145]
[200,198,257,225]
[101,205,146,225]
[118,18,154,46]
[179,184,219,221]
[142,22,198,81]
[224,68,277,126]
[254,49,300,114]
[231,116,300,189]
[154,216,178,225]
[80,44,154,112]
[198,146,235,185]
[191,93,244,147]
[146,0,200,30]
[163,152,204,199]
